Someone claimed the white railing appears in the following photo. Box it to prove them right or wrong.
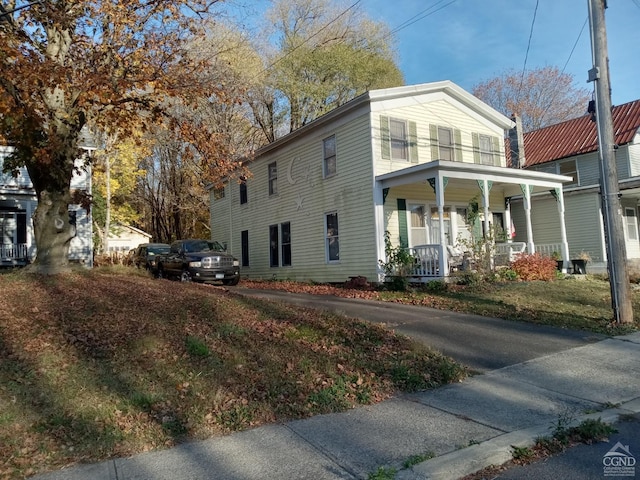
[409,244,443,278]
[0,243,28,261]
[494,242,527,265]
[535,243,563,258]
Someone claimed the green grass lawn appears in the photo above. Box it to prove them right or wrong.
[0,267,465,479]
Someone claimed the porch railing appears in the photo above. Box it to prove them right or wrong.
[534,243,563,258]
[0,243,29,262]
[409,244,443,278]
[494,242,527,265]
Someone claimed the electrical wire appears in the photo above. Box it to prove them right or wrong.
[517,0,540,96]
[388,0,457,37]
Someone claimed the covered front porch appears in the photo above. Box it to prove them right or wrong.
[374,160,573,281]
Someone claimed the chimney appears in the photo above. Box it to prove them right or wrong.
[508,115,526,168]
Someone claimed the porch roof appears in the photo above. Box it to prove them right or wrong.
[375,160,572,197]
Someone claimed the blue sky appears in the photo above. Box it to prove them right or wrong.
[363,0,639,106]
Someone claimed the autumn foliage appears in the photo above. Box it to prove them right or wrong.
[0,269,464,478]
[510,253,558,281]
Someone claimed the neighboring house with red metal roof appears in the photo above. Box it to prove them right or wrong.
[509,99,640,274]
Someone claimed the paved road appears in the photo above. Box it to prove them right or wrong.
[233,288,606,372]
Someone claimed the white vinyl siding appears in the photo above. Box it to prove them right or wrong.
[375,99,506,175]
[211,112,377,283]
[510,192,605,262]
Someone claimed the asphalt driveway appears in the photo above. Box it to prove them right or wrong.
[232,287,606,373]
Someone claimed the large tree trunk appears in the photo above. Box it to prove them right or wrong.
[29,189,75,275]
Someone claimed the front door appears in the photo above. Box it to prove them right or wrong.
[408,204,427,247]
[429,206,452,245]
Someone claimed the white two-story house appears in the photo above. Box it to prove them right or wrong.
[0,147,94,267]
[210,81,572,283]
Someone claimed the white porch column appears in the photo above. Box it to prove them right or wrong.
[556,187,570,271]
[26,200,35,261]
[522,184,535,254]
[481,180,491,237]
[436,174,447,275]
[504,198,513,243]
[374,182,387,282]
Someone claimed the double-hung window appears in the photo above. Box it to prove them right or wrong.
[559,160,578,187]
[281,222,291,266]
[438,127,454,161]
[241,230,249,267]
[479,134,494,165]
[239,178,248,204]
[625,208,639,241]
[325,212,340,262]
[213,185,225,200]
[323,135,336,177]
[390,119,408,160]
[269,222,292,267]
[269,224,279,267]
[268,162,277,195]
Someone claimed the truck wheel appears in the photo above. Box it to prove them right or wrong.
[223,277,240,286]
[180,270,192,282]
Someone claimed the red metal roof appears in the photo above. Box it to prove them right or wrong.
[521,99,640,167]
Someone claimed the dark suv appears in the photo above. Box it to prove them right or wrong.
[132,243,171,276]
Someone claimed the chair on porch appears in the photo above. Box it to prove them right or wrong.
[446,245,465,272]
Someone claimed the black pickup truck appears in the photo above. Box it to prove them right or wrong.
[156,239,240,285]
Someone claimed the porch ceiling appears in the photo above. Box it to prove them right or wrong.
[376,160,572,197]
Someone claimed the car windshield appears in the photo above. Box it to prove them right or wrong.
[208,241,226,252]
[185,240,212,253]
[148,246,170,255]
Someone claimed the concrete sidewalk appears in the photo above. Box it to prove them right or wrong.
[31,331,640,480]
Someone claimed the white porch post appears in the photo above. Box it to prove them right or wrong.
[556,187,570,271]
[374,181,387,282]
[436,174,447,275]
[522,184,535,254]
[481,180,491,237]
[504,198,513,243]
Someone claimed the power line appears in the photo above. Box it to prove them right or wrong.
[388,0,457,37]
[517,0,540,96]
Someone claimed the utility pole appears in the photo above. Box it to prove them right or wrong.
[587,0,633,324]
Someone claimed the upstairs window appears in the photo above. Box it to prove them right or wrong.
[239,178,248,204]
[437,127,454,161]
[390,119,408,160]
[268,162,277,195]
[472,133,500,166]
[213,185,225,200]
[380,116,418,162]
[323,135,337,177]
[479,134,494,165]
[559,159,578,187]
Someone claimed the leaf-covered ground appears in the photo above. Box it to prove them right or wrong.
[241,278,640,334]
[0,268,465,479]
